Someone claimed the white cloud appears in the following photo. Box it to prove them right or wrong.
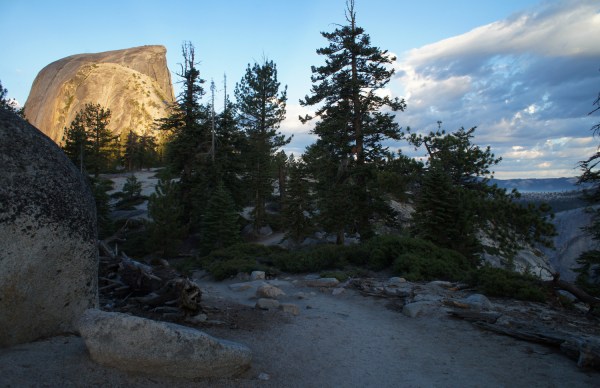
[392,0,600,178]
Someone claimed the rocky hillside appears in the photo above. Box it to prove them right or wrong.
[542,206,597,282]
[24,45,175,144]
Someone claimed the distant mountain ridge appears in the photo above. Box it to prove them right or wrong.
[489,177,582,192]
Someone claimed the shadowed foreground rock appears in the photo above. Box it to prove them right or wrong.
[0,109,98,347]
[77,309,252,379]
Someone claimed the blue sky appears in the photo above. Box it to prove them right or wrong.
[1,0,599,178]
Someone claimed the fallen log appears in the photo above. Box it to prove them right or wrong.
[98,240,202,318]
[545,273,600,315]
[473,321,600,370]
[447,309,502,323]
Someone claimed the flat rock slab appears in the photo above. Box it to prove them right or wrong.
[77,309,251,379]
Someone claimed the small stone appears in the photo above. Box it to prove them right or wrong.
[256,298,280,310]
[332,287,345,296]
[153,306,181,314]
[258,372,271,381]
[306,278,340,288]
[304,274,320,280]
[228,283,253,292]
[388,277,407,285]
[280,303,300,316]
[187,313,208,324]
[294,292,308,299]
[250,271,266,281]
[463,294,493,310]
[256,284,286,299]
[428,280,453,288]
[402,302,433,318]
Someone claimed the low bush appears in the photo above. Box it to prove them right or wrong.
[199,243,281,280]
[272,244,349,273]
[389,238,472,281]
[467,266,547,302]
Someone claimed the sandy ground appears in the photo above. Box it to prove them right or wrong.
[1,275,598,388]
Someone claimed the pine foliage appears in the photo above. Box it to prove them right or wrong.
[235,59,290,231]
[300,0,406,241]
[148,176,187,256]
[201,182,241,252]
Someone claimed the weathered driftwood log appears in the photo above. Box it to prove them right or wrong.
[545,273,600,315]
[98,240,202,317]
[473,321,600,370]
[447,309,502,323]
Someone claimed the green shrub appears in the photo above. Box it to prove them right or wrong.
[468,266,546,302]
[199,243,280,280]
[272,244,349,273]
[208,258,266,280]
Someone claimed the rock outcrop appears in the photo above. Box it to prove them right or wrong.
[543,207,597,282]
[77,309,252,379]
[24,45,175,144]
[0,110,98,347]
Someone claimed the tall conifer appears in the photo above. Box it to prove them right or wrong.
[300,0,406,242]
[235,59,290,231]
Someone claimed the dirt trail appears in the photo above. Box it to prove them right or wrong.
[1,276,598,387]
[199,277,599,387]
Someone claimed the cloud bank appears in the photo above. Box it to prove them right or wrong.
[393,0,600,178]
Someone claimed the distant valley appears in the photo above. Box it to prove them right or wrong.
[490,177,582,193]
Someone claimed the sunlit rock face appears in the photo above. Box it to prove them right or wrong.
[0,109,98,347]
[24,45,175,144]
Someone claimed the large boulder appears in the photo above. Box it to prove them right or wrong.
[24,45,175,144]
[77,309,252,379]
[0,110,98,347]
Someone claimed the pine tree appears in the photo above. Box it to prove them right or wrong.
[83,104,114,177]
[123,130,139,171]
[214,94,247,209]
[300,0,406,242]
[574,90,600,295]
[409,125,555,262]
[62,103,116,176]
[201,182,241,252]
[62,113,87,173]
[158,42,212,225]
[235,59,290,231]
[148,176,187,256]
[122,174,142,201]
[0,79,19,114]
[282,155,314,243]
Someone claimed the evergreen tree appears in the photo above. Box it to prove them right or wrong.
[300,0,406,242]
[409,125,555,262]
[123,129,159,171]
[122,174,142,201]
[148,176,187,256]
[0,80,19,114]
[303,141,355,244]
[83,104,114,177]
[235,59,290,231]
[62,113,88,173]
[200,182,241,252]
[158,42,212,225]
[282,155,314,243]
[89,176,114,238]
[62,103,115,177]
[212,92,247,209]
[575,90,600,295]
